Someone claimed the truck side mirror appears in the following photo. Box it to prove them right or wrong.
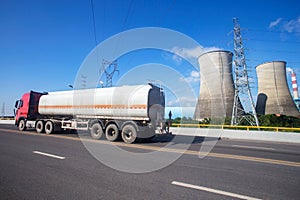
[15,100,19,108]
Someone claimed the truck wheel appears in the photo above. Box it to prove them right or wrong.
[90,123,103,140]
[45,121,54,134]
[18,119,27,131]
[121,124,137,144]
[36,120,44,133]
[105,124,119,142]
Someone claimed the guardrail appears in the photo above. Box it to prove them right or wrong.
[0,118,14,120]
[171,123,300,132]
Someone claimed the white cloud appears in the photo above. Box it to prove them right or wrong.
[171,53,182,64]
[191,70,199,78]
[282,17,300,33]
[170,45,221,64]
[268,17,300,34]
[179,70,200,83]
[286,67,294,74]
[268,18,282,29]
[167,96,197,107]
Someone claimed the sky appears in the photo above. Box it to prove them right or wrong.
[1,0,300,117]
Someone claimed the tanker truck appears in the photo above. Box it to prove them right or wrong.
[14,84,165,143]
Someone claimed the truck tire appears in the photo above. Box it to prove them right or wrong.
[18,119,27,131]
[45,121,54,134]
[90,123,103,140]
[121,124,137,144]
[36,120,44,133]
[105,124,119,142]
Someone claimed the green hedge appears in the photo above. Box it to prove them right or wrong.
[169,114,300,128]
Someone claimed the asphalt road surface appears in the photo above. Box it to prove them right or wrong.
[0,124,299,200]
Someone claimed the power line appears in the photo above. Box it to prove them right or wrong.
[90,0,98,45]
[158,0,176,25]
[247,38,300,44]
[248,49,299,54]
[246,28,297,34]
[122,0,134,30]
[111,0,135,62]
[248,58,300,64]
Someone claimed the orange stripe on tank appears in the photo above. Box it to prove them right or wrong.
[39,104,147,109]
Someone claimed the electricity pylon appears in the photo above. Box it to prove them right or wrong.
[231,18,259,126]
[101,60,119,87]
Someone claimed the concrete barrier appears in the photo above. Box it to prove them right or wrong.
[170,127,300,144]
[0,120,14,124]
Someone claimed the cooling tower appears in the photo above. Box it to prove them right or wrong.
[256,61,300,117]
[194,50,236,120]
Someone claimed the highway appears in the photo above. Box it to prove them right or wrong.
[0,124,299,200]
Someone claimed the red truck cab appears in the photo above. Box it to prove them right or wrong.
[14,91,46,131]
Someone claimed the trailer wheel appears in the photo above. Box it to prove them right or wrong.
[90,123,103,140]
[18,119,27,131]
[36,120,44,133]
[121,124,137,144]
[45,121,54,134]
[105,124,119,142]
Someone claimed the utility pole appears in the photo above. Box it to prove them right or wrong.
[231,18,259,126]
[2,103,5,118]
[101,60,119,87]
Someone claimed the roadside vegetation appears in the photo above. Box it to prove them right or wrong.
[169,114,300,128]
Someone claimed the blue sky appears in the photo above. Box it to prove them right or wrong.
[1,0,300,117]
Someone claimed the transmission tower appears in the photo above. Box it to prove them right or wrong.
[231,18,259,126]
[101,60,119,87]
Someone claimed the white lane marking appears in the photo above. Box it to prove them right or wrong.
[33,151,66,160]
[232,145,275,151]
[171,181,262,200]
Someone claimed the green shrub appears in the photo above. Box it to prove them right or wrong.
[169,114,300,128]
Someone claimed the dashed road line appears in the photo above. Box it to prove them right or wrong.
[171,181,262,200]
[33,151,66,160]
